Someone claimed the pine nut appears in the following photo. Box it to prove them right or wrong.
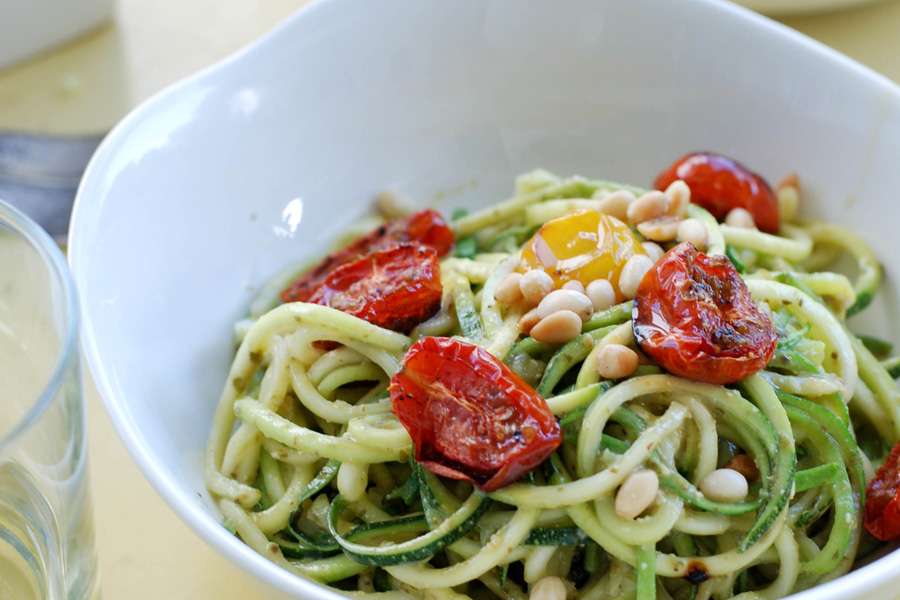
[530,576,568,600]
[495,272,524,304]
[642,242,664,262]
[536,289,594,321]
[676,218,708,250]
[562,280,586,295]
[627,191,667,225]
[778,173,799,189]
[618,254,654,299]
[637,216,680,242]
[594,343,639,380]
[374,190,412,219]
[664,179,691,217]
[520,269,554,306]
[615,469,659,520]
[530,310,582,344]
[725,207,756,229]
[700,468,749,502]
[586,279,616,311]
[337,462,368,502]
[596,190,635,222]
[778,185,799,223]
[518,308,542,334]
[724,454,759,482]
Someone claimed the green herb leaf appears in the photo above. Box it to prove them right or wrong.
[453,236,478,258]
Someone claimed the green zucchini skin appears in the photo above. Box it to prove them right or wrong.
[450,274,483,342]
[848,289,875,318]
[538,334,595,396]
[523,527,589,546]
[882,356,900,379]
[583,301,634,332]
[327,494,491,567]
[285,460,341,542]
[857,334,894,358]
[210,173,899,597]
[737,376,796,552]
[794,463,841,493]
[725,245,747,273]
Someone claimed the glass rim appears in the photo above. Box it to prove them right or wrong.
[0,198,79,452]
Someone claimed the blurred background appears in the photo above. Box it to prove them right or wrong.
[3,0,900,136]
[1,0,898,597]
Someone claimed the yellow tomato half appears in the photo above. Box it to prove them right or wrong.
[520,210,645,298]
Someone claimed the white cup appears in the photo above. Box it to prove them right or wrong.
[0,0,114,69]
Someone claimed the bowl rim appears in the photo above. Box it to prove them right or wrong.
[69,0,900,598]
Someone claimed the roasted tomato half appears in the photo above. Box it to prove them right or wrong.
[390,337,561,492]
[309,243,442,333]
[520,210,646,299]
[281,209,454,303]
[865,441,900,540]
[654,152,780,233]
[633,242,776,385]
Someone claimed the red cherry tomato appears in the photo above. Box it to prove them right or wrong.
[633,242,777,385]
[309,243,442,333]
[281,209,454,303]
[865,441,900,540]
[654,152,780,233]
[390,337,561,491]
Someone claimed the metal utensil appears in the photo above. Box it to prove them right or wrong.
[0,131,105,240]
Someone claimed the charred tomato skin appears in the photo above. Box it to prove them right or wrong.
[633,242,777,385]
[654,152,780,233]
[865,441,900,541]
[309,243,442,333]
[281,209,454,303]
[390,337,561,492]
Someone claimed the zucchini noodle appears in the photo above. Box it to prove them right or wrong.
[207,169,899,599]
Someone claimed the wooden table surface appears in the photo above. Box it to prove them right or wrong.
[2,1,899,597]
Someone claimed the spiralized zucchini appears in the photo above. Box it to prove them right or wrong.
[206,170,900,599]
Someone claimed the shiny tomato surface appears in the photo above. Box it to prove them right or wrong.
[390,337,561,491]
[654,152,780,233]
[309,243,442,333]
[633,243,776,385]
[281,209,454,303]
[865,441,900,540]
[520,210,645,299]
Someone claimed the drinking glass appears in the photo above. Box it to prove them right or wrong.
[0,199,98,599]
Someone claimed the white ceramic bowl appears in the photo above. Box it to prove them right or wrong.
[69,0,900,598]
